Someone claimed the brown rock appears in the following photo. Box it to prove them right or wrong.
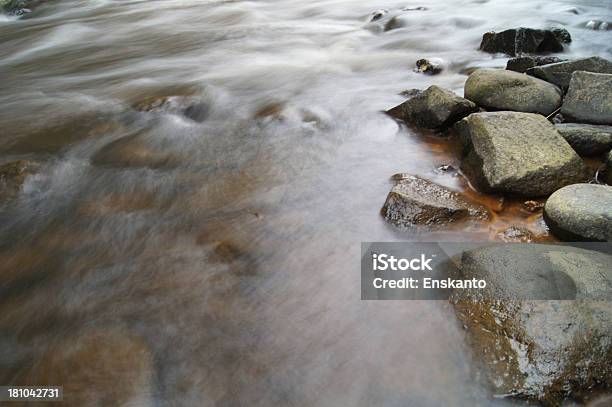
[381,175,489,227]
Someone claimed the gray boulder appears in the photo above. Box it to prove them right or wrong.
[381,175,489,227]
[506,56,563,73]
[455,112,588,196]
[387,85,478,129]
[561,71,612,125]
[452,244,612,404]
[464,69,562,116]
[479,27,571,56]
[555,123,612,156]
[526,56,612,90]
[544,183,612,241]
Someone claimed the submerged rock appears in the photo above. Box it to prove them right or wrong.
[464,69,562,116]
[134,96,209,123]
[368,9,388,22]
[452,244,612,404]
[506,56,563,73]
[523,200,545,213]
[455,112,587,196]
[91,133,179,169]
[415,58,444,75]
[479,27,571,56]
[526,56,612,90]
[584,20,611,31]
[561,72,612,125]
[495,226,537,242]
[555,123,612,156]
[0,160,38,204]
[544,183,612,241]
[387,85,478,129]
[381,175,489,228]
[15,331,154,406]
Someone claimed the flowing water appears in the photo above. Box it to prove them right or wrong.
[1,0,611,405]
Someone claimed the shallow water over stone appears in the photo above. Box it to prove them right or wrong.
[0,0,611,405]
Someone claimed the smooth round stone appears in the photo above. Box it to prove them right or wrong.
[544,184,612,241]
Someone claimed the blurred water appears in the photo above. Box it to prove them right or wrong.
[0,0,610,405]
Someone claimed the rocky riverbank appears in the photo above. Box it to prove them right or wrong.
[379,18,612,406]
[381,27,612,243]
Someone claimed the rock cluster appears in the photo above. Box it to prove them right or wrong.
[384,45,611,241]
[378,23,612,407]
[526,56,612,90]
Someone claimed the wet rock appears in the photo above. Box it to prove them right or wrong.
[561,71,612,125]
[479,27,571,56]
[495,226,536,242]
[555,123,612,156]
[0,160,38,204]
[605,151,612,186]
[207,240,248,264]
[544,183,612,241]
[134,95,209,123]
[402,6,428,11]
[415,58,444,75]
[383,16,406,31]
[16,331,153,406]
[584,20,611,31]
[387,85,478,129]
[526,57,612,90]
[398,88,422,98]
[563,7,580,15]
[253,101,286,120]
[506,56,563,73]
[464,69,562,116]
[523,200,545,213]
[91,133,179,169]
[550,28,572,44]
[1,0,44,14]
[452,244,612,404]
[381,175,489,228]
[368,9,388,22]
[455,112,588,196]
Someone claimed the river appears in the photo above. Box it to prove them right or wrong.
[1,0,611,405]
